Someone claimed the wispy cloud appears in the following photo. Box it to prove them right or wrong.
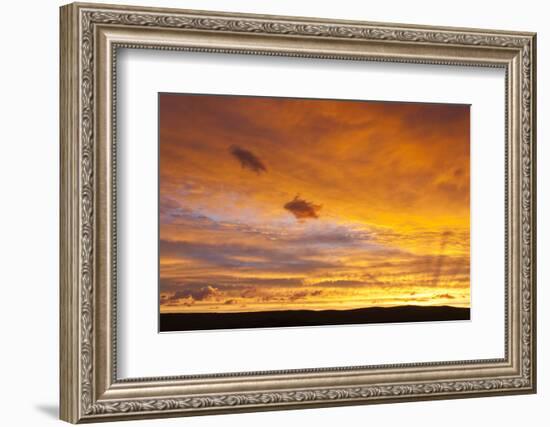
[160,239,338,273]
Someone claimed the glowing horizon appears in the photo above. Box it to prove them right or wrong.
[159,93,470,315]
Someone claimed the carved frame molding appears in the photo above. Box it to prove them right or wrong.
[60,2,536,423]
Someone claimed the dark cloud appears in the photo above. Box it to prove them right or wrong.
[284,195,322,220]
[168,285,220,302]
[229,145,267,174]
[288,289,324,301]
[224,299,237,305]
[288,290,309,301]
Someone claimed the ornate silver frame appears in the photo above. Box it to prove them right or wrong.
[60,2,537,423]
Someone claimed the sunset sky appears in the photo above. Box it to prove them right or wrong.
[159,93,470,314]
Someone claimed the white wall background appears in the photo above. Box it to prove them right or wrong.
[0,0,545,426]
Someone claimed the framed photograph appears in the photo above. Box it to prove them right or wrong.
[157,93,473,332]
[60,2,537,423]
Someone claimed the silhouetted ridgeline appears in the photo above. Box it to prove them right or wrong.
[160,305,470,332]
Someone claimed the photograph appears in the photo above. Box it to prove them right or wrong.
[57,3,536,422]
[158,93,471,331]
